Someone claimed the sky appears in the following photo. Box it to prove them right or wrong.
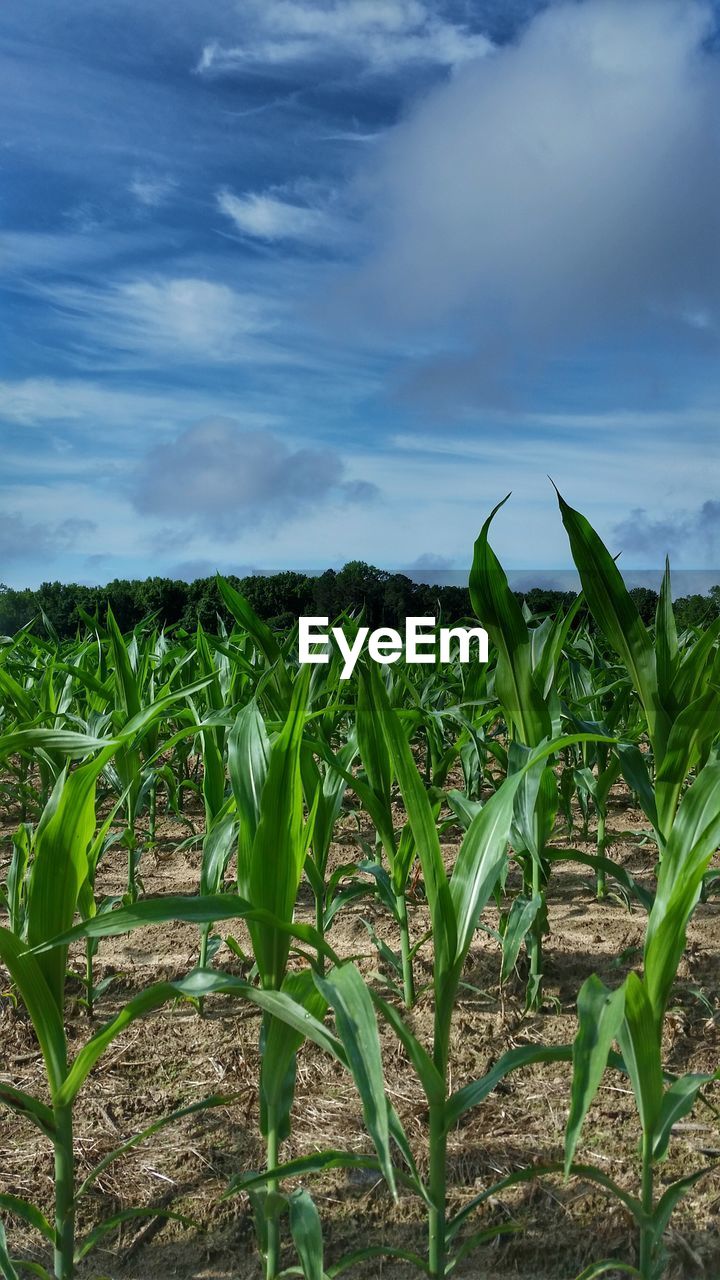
[2,0,720,588]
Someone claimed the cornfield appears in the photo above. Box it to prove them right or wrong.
[1,491,719,1280]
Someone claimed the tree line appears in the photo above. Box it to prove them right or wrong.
[1,564,718,639]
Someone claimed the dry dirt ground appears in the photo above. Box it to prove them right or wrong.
[1,780,719,1280]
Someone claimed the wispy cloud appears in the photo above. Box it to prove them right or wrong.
[216,188,341,244]
[39,276,277,365]
[196,1,491,76]
[129,171,177,208]
[0,377,281,435]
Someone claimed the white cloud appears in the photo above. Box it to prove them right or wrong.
[346,0,720,351]
[39,276,276,364]
[217,188,337,243]
[196,1,491,75]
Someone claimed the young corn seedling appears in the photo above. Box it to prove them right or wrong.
[227,667,333,1280]
[0,747,197,1280]
[565,757,720,1279]
[557,489,720,851]
[303,665,610,1278]
[469,497,583,1007]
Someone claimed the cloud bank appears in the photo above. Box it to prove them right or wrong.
[349,0,720,354]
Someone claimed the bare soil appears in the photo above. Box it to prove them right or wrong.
[1,782,719,1280]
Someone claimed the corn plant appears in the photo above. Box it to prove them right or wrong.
[565,759,720,1279]
[0,747,205,1279]
[239,664,607,1278]
[557,490,720,850]
[227,667,333,1280]
[468,498,584,1006]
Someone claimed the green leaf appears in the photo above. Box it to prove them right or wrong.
[565,975,626,1176]
[106,607,142,720]
[469,496,551,745]
[0,1083,55,1139]
[357,664,393,807]
[652,1164,715,1240]
[652,1072,718,1162]
[450,768,525,968]
[76,1094,234,1201]
[555,488,668,759]
[247,669,310,989]
[74,1207,193,1262]
[0,1198,53,1245]
[446,1044,572,1131]
[618,972,663,1141]
[447,1161,642,1242]
[59,969,345,1107]
[228,699,270,866]
[501,894,543,983]
[655,689,720,838]
[33,895,341,971]
[0,730,116,764]
[616,743,659,833]
[261,969,327,1144]
[0,1220,21,1280]
[645,763,720,1018]
[216,576,292,713]
[0,927,67,1099]
[26,748,114,1008]
[655,558,678,705]
[225,1151,414,1202]
[200,811,238,898]
[670,615,720,711]
[315,963,398,1199]
[371,992,445,1107]
[327,1246,430,1277]
[288,1189,324,1280]
[372,678,457,984]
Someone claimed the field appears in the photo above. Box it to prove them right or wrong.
[1,494,720,1280]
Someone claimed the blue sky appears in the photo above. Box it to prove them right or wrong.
[2,0,720,588]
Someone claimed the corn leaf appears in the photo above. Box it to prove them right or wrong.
[645,763,720,1018]
[315,963,398,1199]
[469,496,551,745]
[555,488,668,759]
[247,669,310,989]
[618,972,663,1140]
[565,974,626,1176]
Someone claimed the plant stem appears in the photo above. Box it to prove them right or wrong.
[148,782,156,846]
[526,857,543,1010]
[596,810,607,899]
[265,1101,280,1280]
[396,892,415,1008]
[427,1102,447,1279]
[428,997,452,1278]
[315,892,326,978]
[638,1135,654,1279]
[53,1105,75,1280]
[126,837,137,903]
[85,941,94,1021]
